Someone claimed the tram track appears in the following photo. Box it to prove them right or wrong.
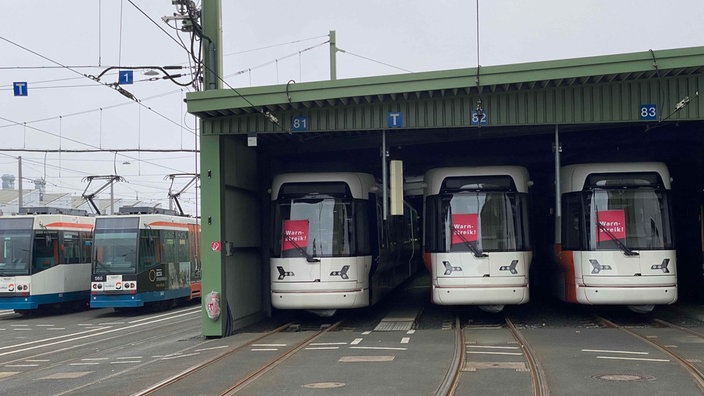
[134,320,344,396]
[435,313,549,396]
[505,317,550,396]
[595,314,704,393]
[434,315,464,396]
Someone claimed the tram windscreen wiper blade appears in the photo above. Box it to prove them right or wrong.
[94,259,113,274]
[597,222,639,256]
[450,225,488,258]
[283,230,320,262]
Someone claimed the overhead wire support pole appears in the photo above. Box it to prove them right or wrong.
[382,130,388,221]
[329,30,337,81]
[554,125,561,220]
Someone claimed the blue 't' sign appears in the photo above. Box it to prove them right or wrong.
[387,112,402,128]
[13,82,28,96]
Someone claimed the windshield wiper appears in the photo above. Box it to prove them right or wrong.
[283,231,320,262]
[450,225,488,258]
[94,258,114,274]
[597,222,639,256]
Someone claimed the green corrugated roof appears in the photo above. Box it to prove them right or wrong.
[187,46,704,118]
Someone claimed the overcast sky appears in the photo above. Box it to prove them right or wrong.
[1,1,702,216]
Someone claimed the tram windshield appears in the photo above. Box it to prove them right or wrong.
[562,188,673,251]
[0,218,33,275]
[425,191,531,253]
[93,217,139,274]
[272,192,369,258]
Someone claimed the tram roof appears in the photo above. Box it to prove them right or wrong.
[187,46,704,118]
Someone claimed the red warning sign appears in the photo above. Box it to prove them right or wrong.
[451,213,478,245]
[210,241,221,252]
[597,209,626,242]
[282,219,309,252]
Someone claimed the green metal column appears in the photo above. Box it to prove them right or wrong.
[200,135,224,336]
[202,0,222,90]
[200,0,224,337]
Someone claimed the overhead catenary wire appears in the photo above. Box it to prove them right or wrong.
[224,35,330,57]
[0,33,198,120]
[0,87,197,135]
[224,41,329,79]
[127,0,191,55]
[0,116,194,176]
[0,5,201,212]
[0,151,198,201]
[336,48,413,73]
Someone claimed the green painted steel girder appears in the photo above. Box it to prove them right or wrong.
[187,46,704,133]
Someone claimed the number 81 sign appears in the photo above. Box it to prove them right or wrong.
[291,115,308,131]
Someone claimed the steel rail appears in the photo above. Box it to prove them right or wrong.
[653,318,704,339]
[433,315,464,396]
[505,317,550,396]
[133,322,295,396]
[220,320,343,395]
[596,315,704,393]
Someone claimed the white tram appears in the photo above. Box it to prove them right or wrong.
[554,162,676,312]
[0,207,94,312]
[423,167,532,312]
[270,172,421,316]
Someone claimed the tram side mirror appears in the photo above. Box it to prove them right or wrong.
[45,235,52,247]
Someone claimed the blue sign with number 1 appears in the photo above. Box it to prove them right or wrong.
[119,70,134,85]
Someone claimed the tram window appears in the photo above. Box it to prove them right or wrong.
[562,192,586,251]
[161,231,176,263]
[80,232,93,263]
[63,231,81,264]
[355,201,370,255]
[175,231,189,263]
[33,231,59,271]
[423,196,441,252]
[139,230,159,271]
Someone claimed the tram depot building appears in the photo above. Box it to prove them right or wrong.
[187,45,704,337]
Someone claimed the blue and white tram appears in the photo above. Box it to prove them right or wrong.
[270,172,421,316]
[0,207,94,312]
[90,207,201,310]
[423,167,532,312]
[554,162,676,312]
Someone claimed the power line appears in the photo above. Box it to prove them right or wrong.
[0,34,197,132]
[0,65,108,70]
[0,116,196,174]
[0,88,196,134]
[127,0,191,54]
[224,41,329,79]
[336,48,413,73]
[224,35,330,57]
